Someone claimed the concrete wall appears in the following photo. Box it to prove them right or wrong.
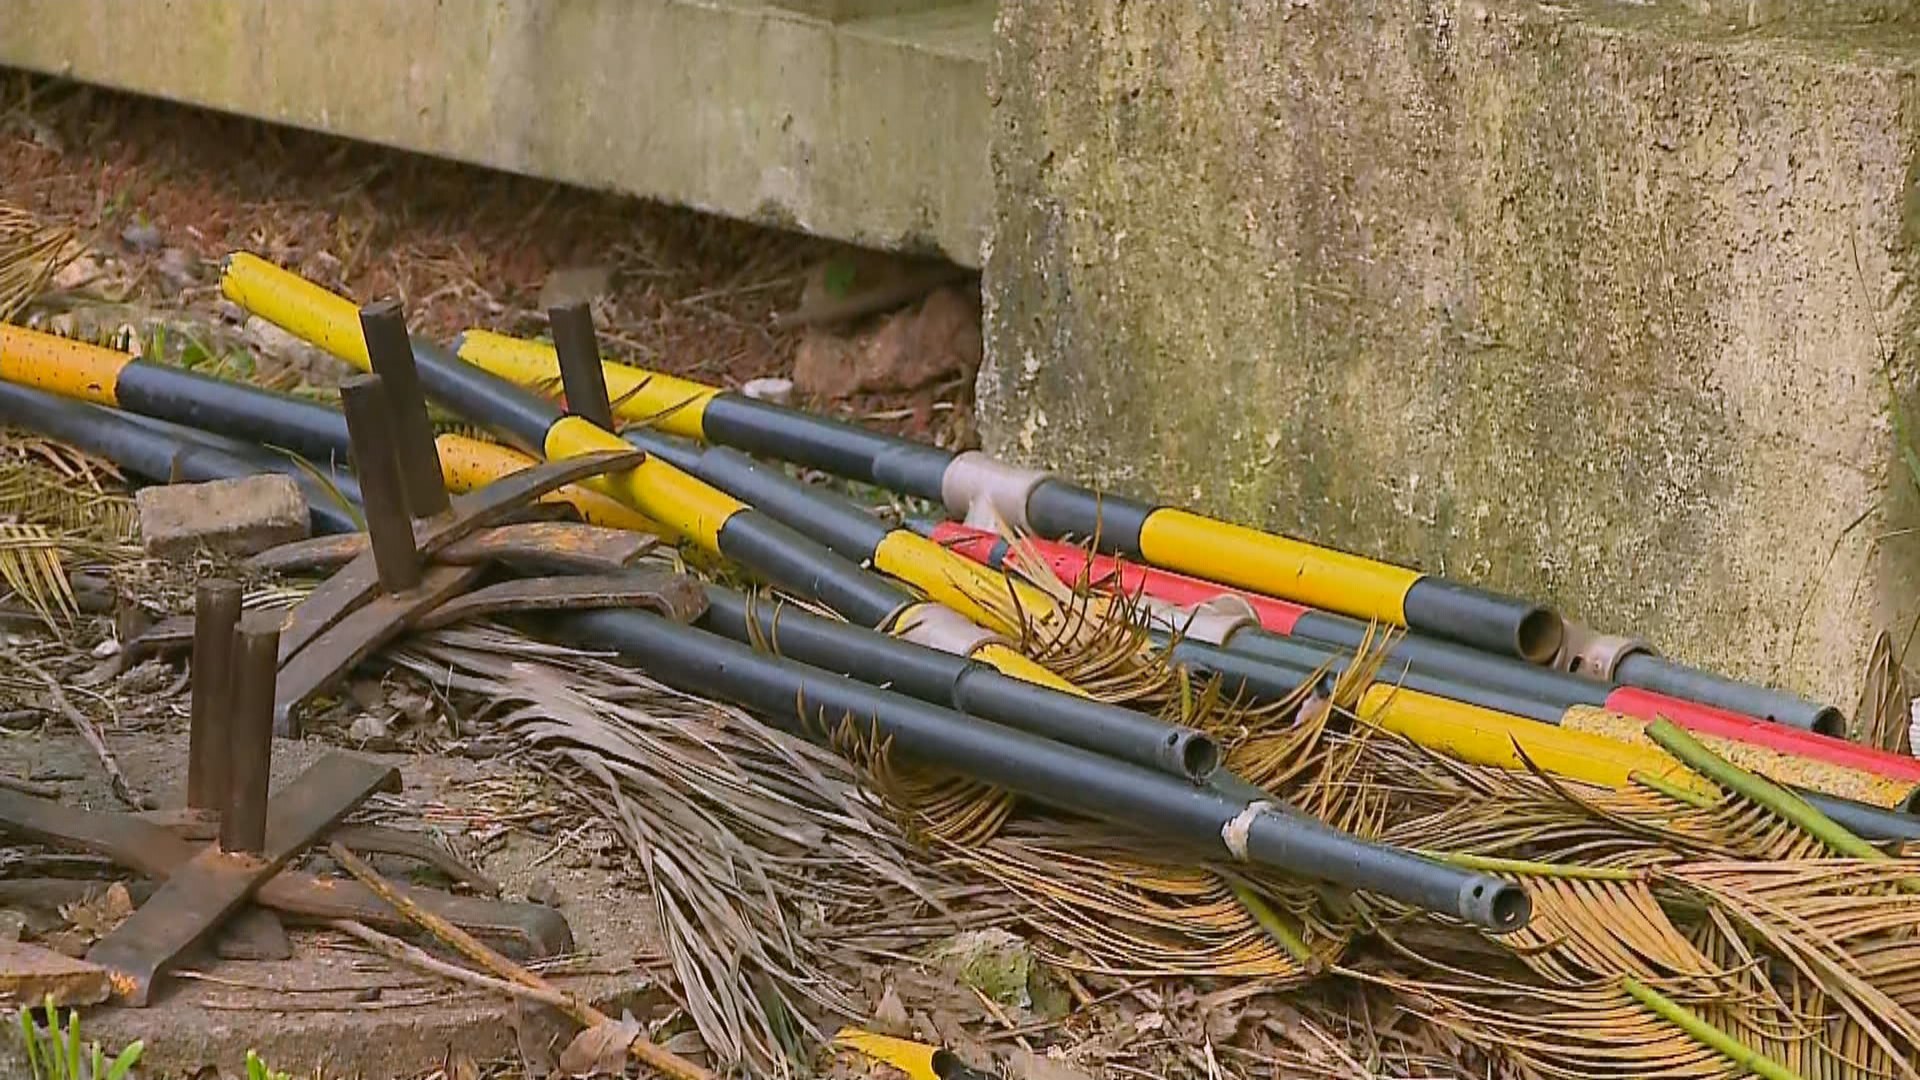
[980,0,1920,709]
[0,0,992,264]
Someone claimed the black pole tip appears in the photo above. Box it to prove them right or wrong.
[1809,707,1848,739]
[1463,877,1532,933]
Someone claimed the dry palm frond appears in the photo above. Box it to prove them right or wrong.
[1855,631,1913,754]
[0,204,76,323]
[1662,860,1920,1078]
[0,453,138,541]
[0,523,139,630]
[1370,971,1739,1080]
[394,625,954,1076]
[940,822,1346,981]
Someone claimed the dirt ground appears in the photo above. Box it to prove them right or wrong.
[0,73,981,449]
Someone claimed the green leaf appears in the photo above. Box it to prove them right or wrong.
[103,1039,143,1080]
[62,1006,79,1080]
[19,1006,42,1079]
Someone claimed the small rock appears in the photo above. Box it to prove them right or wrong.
[348,679,387,712]
[928,928,1039,1010]
[0,942,110,1006]
[538,265,613,311]
[90,639,121,660]
[347,711,392,746]
[871,984,910,1035]
[120,222,162,254]
[28,767,79,782]
[157,247,199,287]
[792,286,982,400]
[135,474,310,558]
[741,377,794,404]
[389,685,435,725]
[526,878,565,909]
[353,986,383,1004]
[242,315,355,385]
[0,911,25,942]
[51,253,101,292]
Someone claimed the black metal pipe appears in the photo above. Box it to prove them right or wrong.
[1173,635,1572,724]
[1025,481,1153,559]
[0,381,359,534]
[114,359,352,464]
[700,393,956,499]
[1798,790,1920,844]
[112,409,363,508]
[187,579,241,812]
[360,299,452,519]
[339,375,422,594]
[544,605,1529,930]
[1615,653,1843,737]
[1269,612,1609,714]
[220,612,280,855]
[699,588,1221,781]
[713,513,911,629]
[549,301,615,430]
[1401,578,1563,665]
[402,338,557,453]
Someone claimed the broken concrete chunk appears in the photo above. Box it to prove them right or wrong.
[0,942,111,1007]
[135,474,309,558]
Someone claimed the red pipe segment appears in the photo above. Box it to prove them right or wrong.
[930,522,1308,634]
[1606,687,1920,785]
[934,523,1920,788]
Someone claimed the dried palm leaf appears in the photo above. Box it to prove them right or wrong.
[394,625,955,1076]
[0,204,76,323]
[1855,631,1913,754]
[0,453,137,542]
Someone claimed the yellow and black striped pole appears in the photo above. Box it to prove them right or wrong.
[219,253,1074,693]
[456,329,1562,662]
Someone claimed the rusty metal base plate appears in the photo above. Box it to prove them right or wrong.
[84,753,400,1005]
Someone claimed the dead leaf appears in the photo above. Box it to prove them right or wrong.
[557,1012,641,1077]
[872,984,911,1035]
[1012,1048,1096,1080]
[59,882,133,942]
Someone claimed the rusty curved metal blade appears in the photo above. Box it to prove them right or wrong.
[275,449,647,663]
[412,570,707,632]
[249,522,658,576]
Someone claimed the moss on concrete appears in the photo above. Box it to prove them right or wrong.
[983,0,1920,705]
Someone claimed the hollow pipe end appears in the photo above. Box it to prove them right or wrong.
[1516,607,1565,666]
[1810,707,1848,740]
[1459,877,1531,933]
[1159,728,1223,783]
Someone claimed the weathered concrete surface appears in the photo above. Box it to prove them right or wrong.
[0,0,991,264]
[981,0,1920,710]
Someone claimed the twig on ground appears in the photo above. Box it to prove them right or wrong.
[17,654,146,808]
[327,841,719,1080]
[0,772,60,797]
[327,919,573,1010]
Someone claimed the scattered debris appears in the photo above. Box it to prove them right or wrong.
[133,473,308,557]
[740,375,793,404]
